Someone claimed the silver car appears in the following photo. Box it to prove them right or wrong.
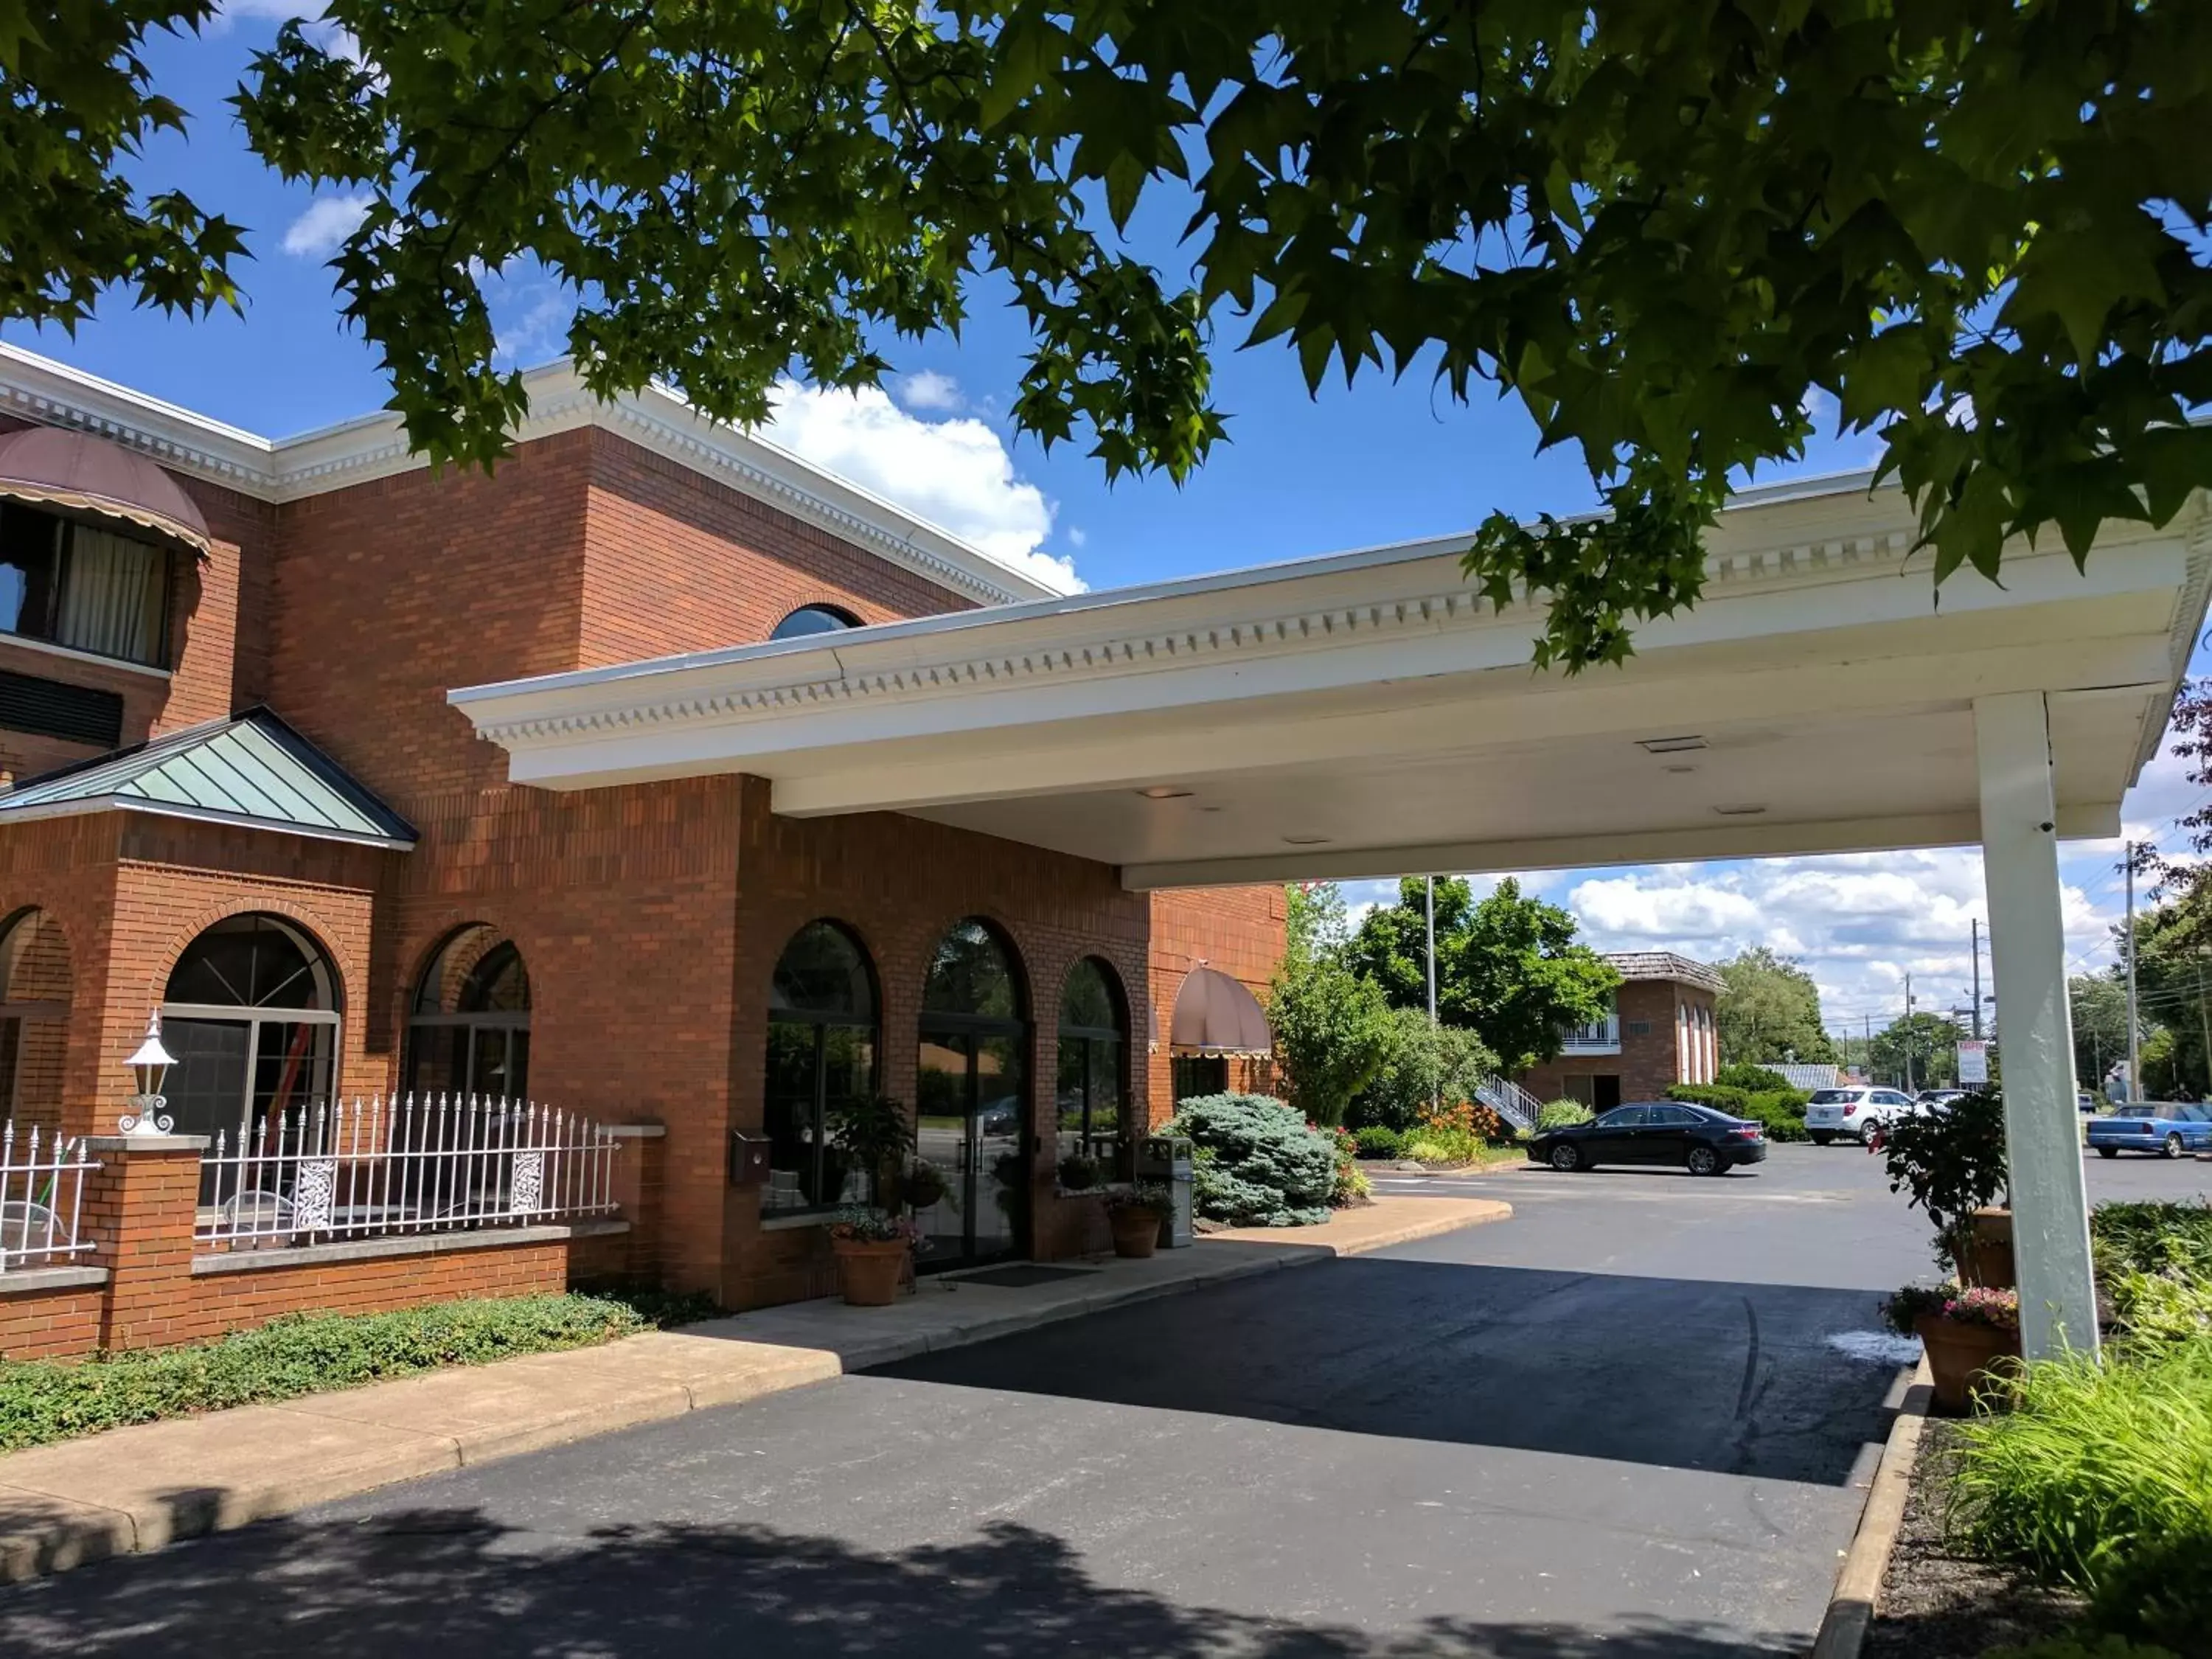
[1804,1086,1921,1146]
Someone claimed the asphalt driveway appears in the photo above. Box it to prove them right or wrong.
[0,1146,1985,1657]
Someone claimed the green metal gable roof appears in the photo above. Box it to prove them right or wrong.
[0,708,414,849]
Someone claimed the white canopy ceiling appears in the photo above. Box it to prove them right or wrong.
[451,470,2211,889]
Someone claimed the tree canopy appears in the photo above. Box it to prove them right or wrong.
[14,2,2212,667]
[1870,1010,1964,1090]
[1714,947,1836,1065]
[1347,876,1617,1071]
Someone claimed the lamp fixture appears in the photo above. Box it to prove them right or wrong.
[1136,785,1194,800]
[1713,804,1770,817]
[1281,833,1334,846]
[1637,735,1708,754]
[118,1010,177,1137]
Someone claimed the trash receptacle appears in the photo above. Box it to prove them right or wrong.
[1136,1134,1194,1248]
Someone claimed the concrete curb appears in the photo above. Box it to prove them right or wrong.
[1809,1355,1935,1659]
[0,1197,1509,1585]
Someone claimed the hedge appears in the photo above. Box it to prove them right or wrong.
[0,1292,668,1453]
[1668,1082,1812,1143]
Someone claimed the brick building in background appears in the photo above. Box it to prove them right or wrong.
[0,346,1283,1316]
[1517,951,1724,1111]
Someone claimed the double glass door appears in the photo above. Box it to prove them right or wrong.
[914,1025,1027,1269]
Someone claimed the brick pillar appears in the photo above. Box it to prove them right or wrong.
[603,1122,667,1285]
[80,1134,208,1352]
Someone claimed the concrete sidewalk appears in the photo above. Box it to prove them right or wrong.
[0,1194,1505,1584]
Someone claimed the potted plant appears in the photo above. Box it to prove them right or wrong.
[1057,1151,1102,1192]
[827,1206,918,1305]
[1877,1086,2013,1286]
[902,1158,949,1213]
[1101,1180,1174,1259]
[1884,1281,2023,1411]
[829,1093,917,1211]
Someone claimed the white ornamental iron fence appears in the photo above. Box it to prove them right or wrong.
[195,1094,619,1251]
[0,1121,97,1271]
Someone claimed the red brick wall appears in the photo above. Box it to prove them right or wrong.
[579,430,974,665]
[0,1280,105,1360]
[1147,886,1288,1110]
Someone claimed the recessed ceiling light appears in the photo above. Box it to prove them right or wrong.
[1281,833,1333,846]
[1714,804,1769,817]
[1198,804,1225,814]
[1136,785,1194,800]
[1664,764,1698,775]
[1638,735,1708,754]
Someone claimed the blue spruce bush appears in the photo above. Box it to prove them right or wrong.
[1166,1093,1337,1227]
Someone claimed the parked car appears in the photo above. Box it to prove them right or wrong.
[1916,1088,1968,1108]
[1525,1101,1767,1177]
[2087,1102,2212,1160]
[1803,1086,1922,1146]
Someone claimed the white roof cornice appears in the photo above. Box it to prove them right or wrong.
[0,344,1062,605]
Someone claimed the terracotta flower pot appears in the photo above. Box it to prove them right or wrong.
[1109,1206,1164,1259]
[832,1237,909,1306]
[1914,1312,2022,1413]
[1954,1208,2017,1290]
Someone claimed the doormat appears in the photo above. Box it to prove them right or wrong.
[949,1265,1099,1289]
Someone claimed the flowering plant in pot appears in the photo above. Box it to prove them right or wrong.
[1057,1152,1103,1192]
[826,1206,920,1306]
[1884,1281,2023,1412]
[1100,1180,1175,1258]
[1877,1086,2013,1286]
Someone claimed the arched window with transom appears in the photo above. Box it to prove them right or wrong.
[405,927,531,1102]
[765,920,880,1213]
[161,913,341,1137]
[1057,957,1128,1175]
[916,917,1030,1267]
[771,604,860,641]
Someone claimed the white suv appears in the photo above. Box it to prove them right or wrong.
[1804,1086,1921,1146]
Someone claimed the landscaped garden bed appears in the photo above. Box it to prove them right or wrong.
[0,1288,714,1453]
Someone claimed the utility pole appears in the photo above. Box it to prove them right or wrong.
[1864,1013,1873,1082]
[2126,846,2141,1104]
[1904,970,1916,1093]
[1970,919,1983,1040]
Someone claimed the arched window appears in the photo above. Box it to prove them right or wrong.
[771,604,860,641]
[765,921,879,1214]
[405,927,531,1102]
[0,909,70,1130]
[161,913,340,1137]
[1057,958,1127,1174]
[917,918,1030,1267]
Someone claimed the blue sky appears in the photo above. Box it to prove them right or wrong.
[12,10,2203,1042]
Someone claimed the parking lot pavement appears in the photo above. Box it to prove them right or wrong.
[0,1144,1939,1658]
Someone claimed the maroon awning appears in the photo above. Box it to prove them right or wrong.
[0,426,210,555]
[1169,964,1273,1056]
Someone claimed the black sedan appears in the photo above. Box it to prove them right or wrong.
[1526,1101,1768,1176]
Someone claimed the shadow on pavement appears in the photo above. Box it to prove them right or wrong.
[0,1509,1809,1657]
[878,1256,1901,1484]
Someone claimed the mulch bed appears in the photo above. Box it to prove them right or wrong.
[1863,1419,2083,1659]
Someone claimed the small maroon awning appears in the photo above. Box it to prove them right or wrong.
[1169,964,1273,1056]
[0,426,210,555]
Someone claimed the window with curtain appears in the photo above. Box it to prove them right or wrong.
[0,505,169,667]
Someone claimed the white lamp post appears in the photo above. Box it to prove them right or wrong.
[118,1012,177,1137]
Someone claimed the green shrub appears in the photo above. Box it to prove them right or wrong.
[1352,1126,1404,1159]
[2092,1200,2212,1284]
[1402,1130,1498,1166]
[1983,1638,2178,1659]
[0,1293,648,1453]
[1537,1099,1593,1130]
[1713,1062,1796,1092]
[1952,1338,2212,1648]
[1166,1093,1337,1227]
[1348,1009,1498,1132]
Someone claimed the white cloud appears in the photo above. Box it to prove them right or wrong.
[760,381,1082,593]
[897,370,964,414]
[215,0,320,21]
[281,194,371,259]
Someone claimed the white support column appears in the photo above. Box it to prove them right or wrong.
[1975,692,2098,1360]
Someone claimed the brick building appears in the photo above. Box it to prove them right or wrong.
[0,346,1283,1315]
[1517,951,1723,1111]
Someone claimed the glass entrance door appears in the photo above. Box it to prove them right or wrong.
[914,1025,1028,1269]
